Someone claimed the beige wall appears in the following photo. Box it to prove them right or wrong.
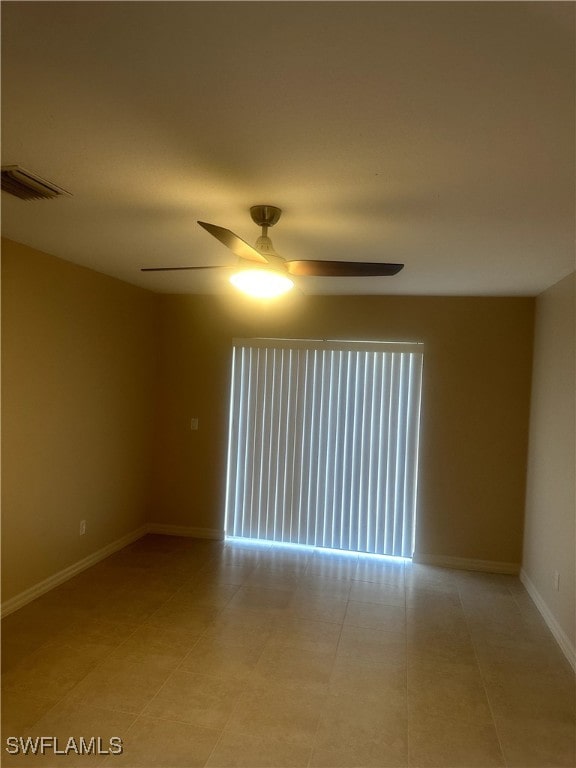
[522,272,575,653]
[1,239,159,602]
[152,291,534,566]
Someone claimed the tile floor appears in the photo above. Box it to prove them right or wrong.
[1,534,574,767]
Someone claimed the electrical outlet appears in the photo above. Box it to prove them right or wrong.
[190,417,199,431]
[79,520,87,536]
[554,570,560,591]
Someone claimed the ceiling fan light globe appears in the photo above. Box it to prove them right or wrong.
[229,269,294,299]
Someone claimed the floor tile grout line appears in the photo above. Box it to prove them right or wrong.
[404,560,413,768]
[456,578,509,768]
[201,723,228,768]
[113,709,225,768]
[305,584,347,768]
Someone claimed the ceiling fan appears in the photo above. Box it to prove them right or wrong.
[141,205,404,296]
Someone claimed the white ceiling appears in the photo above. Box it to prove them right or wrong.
[1,1,574,296]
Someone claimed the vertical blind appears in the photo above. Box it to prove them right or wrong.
[225,339,423,558]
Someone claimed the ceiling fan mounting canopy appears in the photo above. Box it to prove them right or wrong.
[250,205,282,229]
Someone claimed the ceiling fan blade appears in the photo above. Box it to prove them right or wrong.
[198,221,269,264]
[285,260,404,277]
[141,265,232,272]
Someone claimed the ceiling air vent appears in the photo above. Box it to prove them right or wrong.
[1,165,72,201]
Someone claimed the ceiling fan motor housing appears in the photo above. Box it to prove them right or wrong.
[254,234,280,258]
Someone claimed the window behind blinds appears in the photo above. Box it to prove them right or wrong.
[225,339,423,558]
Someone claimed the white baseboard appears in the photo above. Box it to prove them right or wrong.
[520,568,576,672]
[412,553,520,575]
[1,525,149,618]
[147,524,224,540]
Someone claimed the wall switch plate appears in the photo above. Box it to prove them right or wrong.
[79,520,87,536]
[190,418,199,431]
[554,570,560,591]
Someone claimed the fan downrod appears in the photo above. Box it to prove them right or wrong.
[250,205,281,229]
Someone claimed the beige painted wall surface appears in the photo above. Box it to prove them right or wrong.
[153,291,534,565]
[1,239,159,602]
[523,272,575,650]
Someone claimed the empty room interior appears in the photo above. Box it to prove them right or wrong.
[1,2,575,767]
